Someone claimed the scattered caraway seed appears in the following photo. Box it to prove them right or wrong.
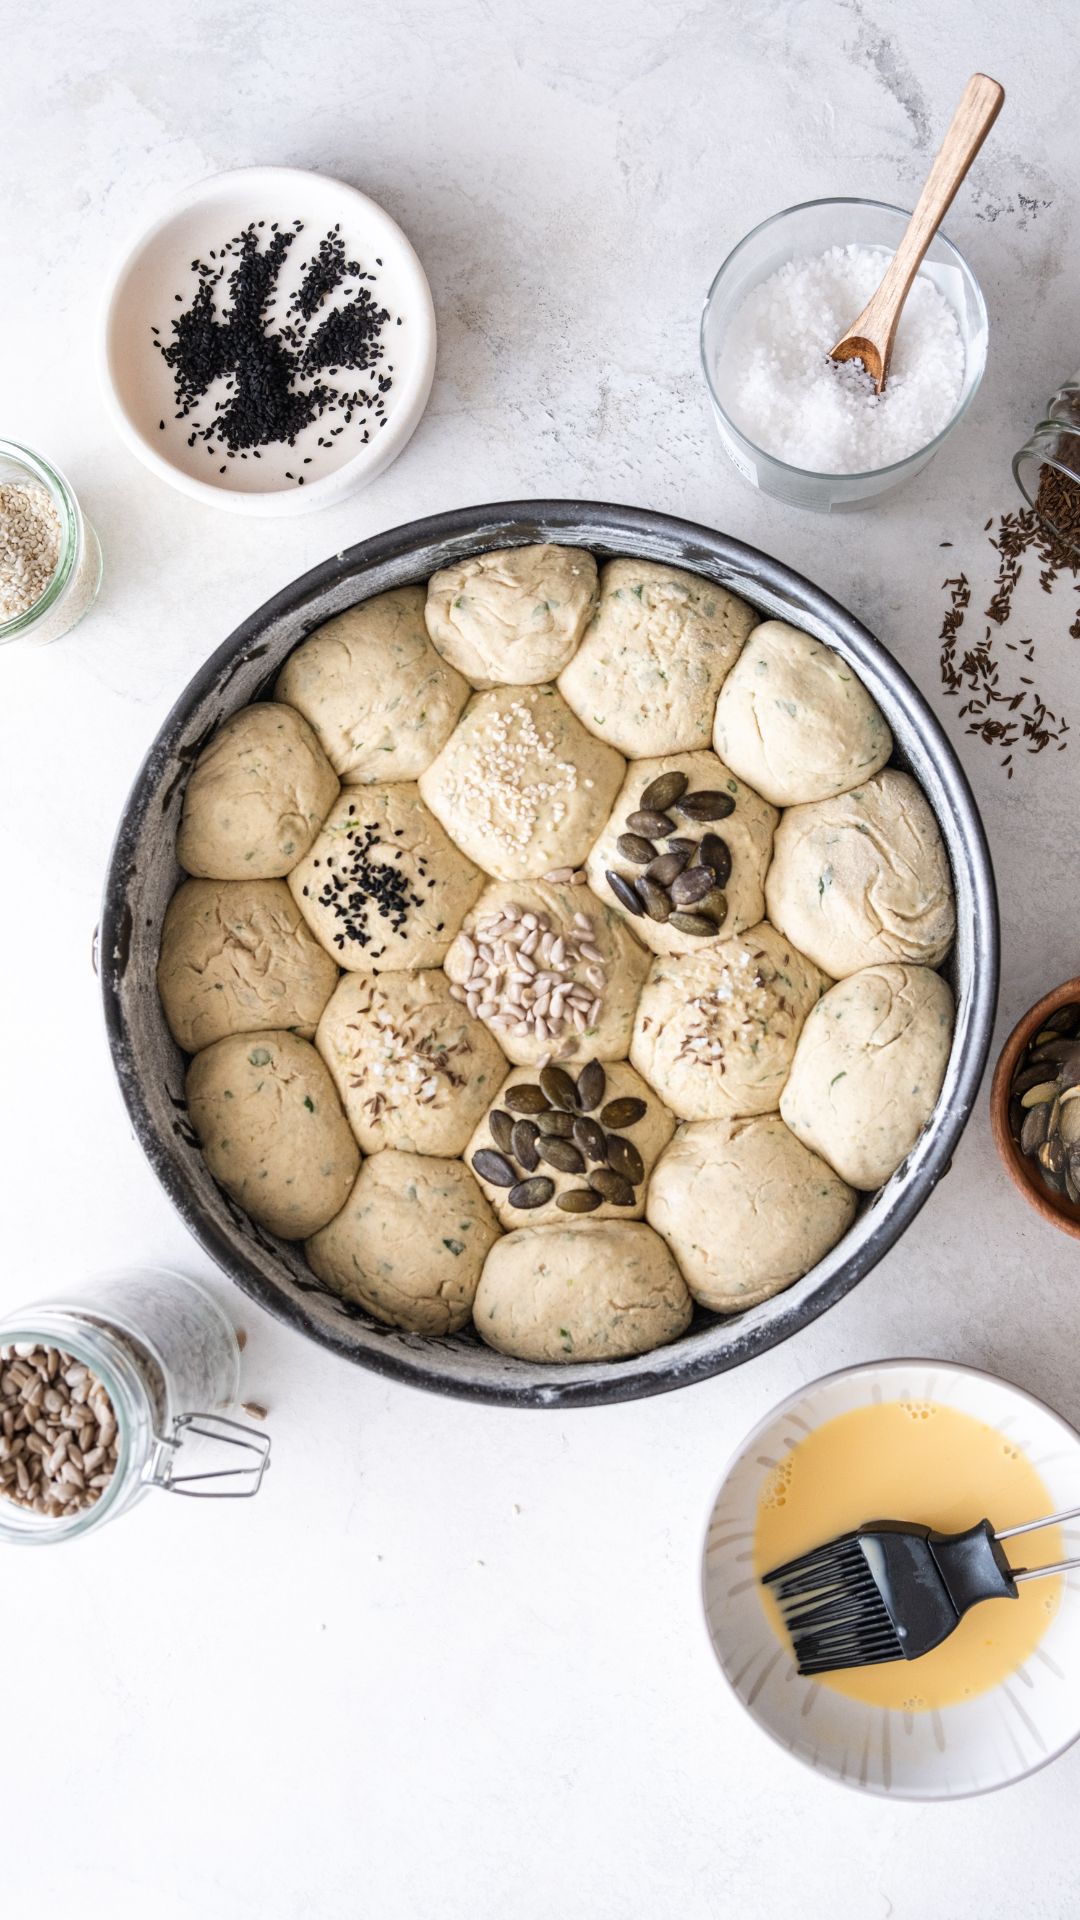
[937,505,1076,775]
[241,1401,268,1421]
[154,219,396,478]
[0,1345,118,1516]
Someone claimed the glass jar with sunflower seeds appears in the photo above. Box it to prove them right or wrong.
[0,1268,268,1545]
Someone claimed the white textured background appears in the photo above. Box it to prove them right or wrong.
[3,2,1079,1915]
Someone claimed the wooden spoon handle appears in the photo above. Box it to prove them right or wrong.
[832,73,1004,386]
[880,72,999,291]
[876,73,1004,311]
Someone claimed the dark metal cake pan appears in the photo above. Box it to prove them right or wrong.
[100,501,998,1408]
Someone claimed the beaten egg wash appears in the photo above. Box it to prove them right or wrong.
[754,1400,1062,1711]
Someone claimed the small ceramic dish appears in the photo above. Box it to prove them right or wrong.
[990,976,1080,1243]
[701,1358,1080,1799]
[99,166,436,518]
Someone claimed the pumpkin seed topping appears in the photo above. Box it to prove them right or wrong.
[606,870,645,917]
[627,808,677,838]
[556,1187,603,1213]
[675,789,736,821]
[537,1136,586,1175]
[639,770,689,811]
[505,1083,550,1114]
[473,1063,653,1212]
[509,1177,555,1209]
[605,779,737,932]
[471,1148,517,1187]
[669,910,718,937]
[576,1059,606,1111]
[616,832,657,864]
[539,1064,580,1110]
[511,1119,541,1171]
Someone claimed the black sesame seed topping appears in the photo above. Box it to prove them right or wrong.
[310,821,436,949]
[154,219,397,484]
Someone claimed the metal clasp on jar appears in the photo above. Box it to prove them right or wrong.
[145,1412,271,1498]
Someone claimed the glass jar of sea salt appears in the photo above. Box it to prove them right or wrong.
[700,198,989,512]
[0,1269,268,1545]
[1013,375,1080,562]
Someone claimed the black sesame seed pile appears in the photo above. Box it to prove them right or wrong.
[153,219,396,478]
[309,814,432,957]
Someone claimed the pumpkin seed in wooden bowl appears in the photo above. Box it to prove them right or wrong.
[990,976,1080,1242]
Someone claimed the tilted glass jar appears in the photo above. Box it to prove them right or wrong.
[0,1269,268,1545]
[1013,374,1080,562]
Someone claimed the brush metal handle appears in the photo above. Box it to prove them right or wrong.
[1013,1559,1080,1583]
[995,1503,1080,1541]
[996,1504,1080,1581]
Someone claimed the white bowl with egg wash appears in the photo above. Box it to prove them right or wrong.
[701,1358,1080,1798]
[100,166,436,517]
[700,198,988,512]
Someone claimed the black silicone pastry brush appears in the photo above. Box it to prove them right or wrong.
[763,1508,1080,1677]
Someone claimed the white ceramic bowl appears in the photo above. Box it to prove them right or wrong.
[701,1359,1080,1798]
[99,166,436,517]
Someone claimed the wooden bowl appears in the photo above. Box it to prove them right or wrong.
[990,976,1080,1241]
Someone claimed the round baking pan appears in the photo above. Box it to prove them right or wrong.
[100,501,998,1407]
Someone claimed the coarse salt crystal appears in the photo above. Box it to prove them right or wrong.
[715,243,965,473]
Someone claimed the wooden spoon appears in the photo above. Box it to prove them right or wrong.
[830,72,1004,392]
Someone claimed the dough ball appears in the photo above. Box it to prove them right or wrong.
[306,1151,500,1335]
[765,769,955,977]
[177,703,339,880]
[647,1115,856,1312]
[315,970,506,1156]
[558,558,755,757]
[419,684,624,881]
[288,785,484,973]
[630,923,827,1120]
[186,1031,359,1240]
[442,879,649,1066]
[712,620,892,805]
[425,545,598,687]
[473,1222,692,1363]
[275,586,469,783]
[780,963,954,1190]
[585,750,777,956]
[158,879,339,1054]
[465,1059,674,1229]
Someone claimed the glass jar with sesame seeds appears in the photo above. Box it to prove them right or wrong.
[0,440,102,646]
[0,1269,268,1546]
